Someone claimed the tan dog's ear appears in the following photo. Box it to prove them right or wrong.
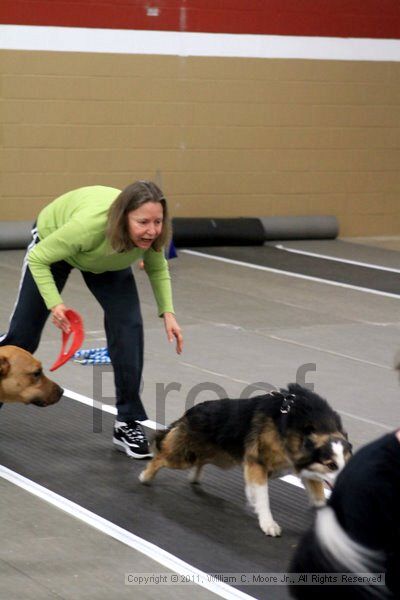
[0,356,10,378]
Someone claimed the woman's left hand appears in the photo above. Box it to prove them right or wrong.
[163,312,183,355]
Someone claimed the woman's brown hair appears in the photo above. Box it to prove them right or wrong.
[106,180,171,253]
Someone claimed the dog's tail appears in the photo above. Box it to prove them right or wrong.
[315,507,389,598]
[153,427,170,452]
[153,419,180,452]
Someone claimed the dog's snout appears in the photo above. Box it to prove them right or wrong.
[31,383,64,407]
[31,399,46,407]
[51,383,64,404]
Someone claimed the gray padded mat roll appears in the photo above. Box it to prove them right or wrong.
[261,216,339,240]
[0,215,338,250]
[0,221,32,249]
[172,217,266,247]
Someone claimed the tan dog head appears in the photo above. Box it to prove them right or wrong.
[0,345,63,407]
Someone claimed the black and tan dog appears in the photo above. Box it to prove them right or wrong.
[289,430,400,599]
[139,384,352,536]
[0,345,63,407]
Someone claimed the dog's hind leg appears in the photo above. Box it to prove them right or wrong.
[139,455,167,484]
[188,463,203,484]
[244,461,282,537]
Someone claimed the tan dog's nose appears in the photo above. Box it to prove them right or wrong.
[31,384,64,407]
[50,384,64,405]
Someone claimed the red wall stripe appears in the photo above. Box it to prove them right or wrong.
[1,0,400,40]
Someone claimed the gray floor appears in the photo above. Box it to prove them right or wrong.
[1,237,400,599]
[0,479,217,600]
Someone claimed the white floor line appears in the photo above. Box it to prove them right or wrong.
[63,388,163,430]
[274,244,400,273]
[0,466,253,600]
[265,334,391,370]
[179,361,252,385]
[175,355,394,432]
[280,474,330,499]
[253,339,393,431]
[181,250,400,300]
[337,410,392,431]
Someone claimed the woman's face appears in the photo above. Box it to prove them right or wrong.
[127,201,163,249]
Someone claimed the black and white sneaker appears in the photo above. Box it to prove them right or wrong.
[113,420,152,459]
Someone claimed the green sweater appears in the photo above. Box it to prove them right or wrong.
[28,186,174,315]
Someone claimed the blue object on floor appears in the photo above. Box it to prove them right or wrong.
[167,239,178,259]
[73,347,111,365]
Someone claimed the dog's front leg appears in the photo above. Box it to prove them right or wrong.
[139,455,166,484]
[244,461,282,537]
[302,478,326,508]
[188,464,203,484]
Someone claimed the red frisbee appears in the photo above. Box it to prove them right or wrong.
[50,309,85,371]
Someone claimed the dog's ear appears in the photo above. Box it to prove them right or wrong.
[303,436,316,451]
[303,424,316,436]
[341,431,353,454]
[0,356,10,378]
[295,436,317,470]
[344,437,353,455]
[393,349,400,371]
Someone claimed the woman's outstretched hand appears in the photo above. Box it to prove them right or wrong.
[163,312,183,355]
